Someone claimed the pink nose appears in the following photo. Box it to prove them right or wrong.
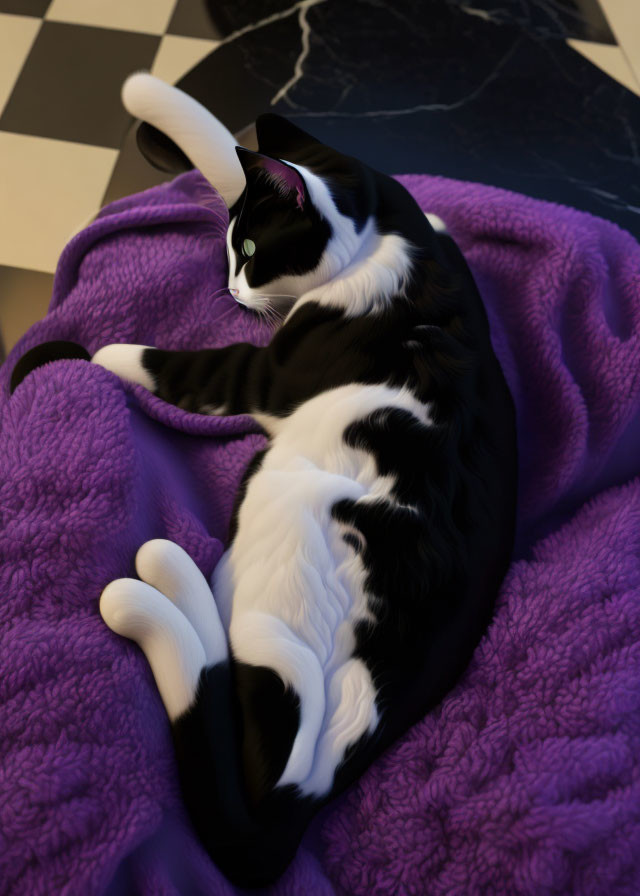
[230,288,239,296]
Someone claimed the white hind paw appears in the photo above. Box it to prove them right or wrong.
[135,539,228,666]
[100,577,205,721]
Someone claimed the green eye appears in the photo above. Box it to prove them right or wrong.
[242,238,255,257]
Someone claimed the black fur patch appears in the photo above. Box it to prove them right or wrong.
[231,148,332,291]
[172,662,315,888]
[234,662,300,806]
[227,447,267,544]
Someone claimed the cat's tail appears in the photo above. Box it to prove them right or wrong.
[121,72,246,208]
[100,539,320,888]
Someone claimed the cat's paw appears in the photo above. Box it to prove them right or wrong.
[135,539,227,665]
[91,343,157,391]
[100,575,206,720]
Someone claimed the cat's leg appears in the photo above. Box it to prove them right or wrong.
[100,576,206,722]
[102,543,320,886]
[166,607,321,886]
[134,539,228,664]
[99,560,260,845]
[91,342,267,416]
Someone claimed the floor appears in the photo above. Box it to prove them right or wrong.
[0,0,639,360]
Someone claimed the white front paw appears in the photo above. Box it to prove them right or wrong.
[91,343,157,391]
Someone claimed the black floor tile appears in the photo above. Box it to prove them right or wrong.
[101,121,174,207]
[0,21,159,148]
[0,0,50,16]
[166,0,226,40]
[167,0,295,39]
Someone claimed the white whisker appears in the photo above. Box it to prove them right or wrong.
[205,286,235,302]
[251,296,286,329]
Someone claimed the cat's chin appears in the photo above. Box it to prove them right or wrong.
[233,295,260,312]
[228,289,251,310]
[233,291,298,317]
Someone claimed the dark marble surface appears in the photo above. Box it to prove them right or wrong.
[188,0,615,42]
[442,0,615,42]
[167,0,640,240]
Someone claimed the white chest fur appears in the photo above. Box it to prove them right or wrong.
[212,382,432,796]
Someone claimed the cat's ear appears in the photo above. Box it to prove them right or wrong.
[255,114,321,157]
[235,147,307,210]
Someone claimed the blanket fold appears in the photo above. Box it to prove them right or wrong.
[2,170,640,895]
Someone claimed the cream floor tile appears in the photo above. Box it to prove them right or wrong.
[598,0,640,90]
[567,39,640,96]
[0,132,117,273]
[151,34,220,85]
[0,14,41,118]
[46,0,178,35]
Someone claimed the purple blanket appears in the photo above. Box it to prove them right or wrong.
[2,170,640,895]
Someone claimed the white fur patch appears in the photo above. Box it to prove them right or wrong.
[227,217,254,308]
[201,403,228,416]
[135,539,228,667]
[91,344,156,392]
[213,382,433,796]
[425,213,448,233]
[297,227,414,318]
[230,611,325,785]
[287,166,415,318]
[100,577,206,721]
[301,658,379,795]
[226,218,237,279]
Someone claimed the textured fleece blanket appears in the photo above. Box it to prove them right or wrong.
[2,169,640,896]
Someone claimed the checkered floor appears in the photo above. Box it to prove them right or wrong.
[0,0,638,359]
[0,0,228,357]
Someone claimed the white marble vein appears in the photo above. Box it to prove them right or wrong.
[271,0,328,106]
[213,0,321,54]
[289,37,522,118]
[460,6,500,23]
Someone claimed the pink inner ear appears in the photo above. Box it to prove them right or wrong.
[260,157,306,209]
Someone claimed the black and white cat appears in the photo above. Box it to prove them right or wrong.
[11,77,518,888]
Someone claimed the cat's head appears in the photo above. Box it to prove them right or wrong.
[122,76,441,319]
[226,115,433,319]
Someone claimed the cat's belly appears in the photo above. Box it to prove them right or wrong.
[212,383,433,796]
